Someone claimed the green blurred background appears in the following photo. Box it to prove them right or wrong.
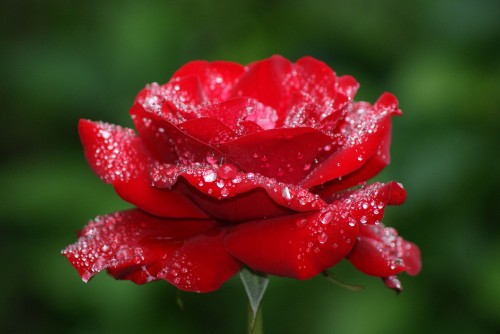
[1,0,499,333]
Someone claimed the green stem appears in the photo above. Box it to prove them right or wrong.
[247,301,263,334]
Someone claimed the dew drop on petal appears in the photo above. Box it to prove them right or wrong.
[206,154,218,165]
[220,188,230,197]
[218,164,237,180]
[282,186,292,200]
[296,218,308,228]
[202,170,217,182]
[318,233,328,244]
[319,211,333,225]
[100,130,111,139]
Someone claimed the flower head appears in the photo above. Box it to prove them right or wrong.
[63,55,421,292]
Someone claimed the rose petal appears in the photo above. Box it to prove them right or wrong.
[149,162,326,222]
[78,119,149,184]
[197,97,263,132]
[62,210,216,283]
[218,127,333,184]
[300,93,401,188]
[130,103,230,165]
[79,119,207,218]
[314,124,392,196]
[326,182,407,226]
[157,229,242,292]
[161,76,207,116]
[296,56,338,100]
[231,55,295,122]
[128,103,178,163]
[178,117,237,144]
[137,78,207,123]
[382,275,403,293]
[336,75,360,100]
[347,223,422,277]
[225,205,358,279]
[171,60,245,102]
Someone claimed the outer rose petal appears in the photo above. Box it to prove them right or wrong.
[300,93,401,188]
[326,182,407,226]
[157,229,242,292]
[224,181,404,279]
[225,207,358,279]
[78,119,206,218]
[62,209,242,293]
[347,224,422,277]
[315,122,392,196]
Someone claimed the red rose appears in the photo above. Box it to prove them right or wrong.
[63,55,421,293]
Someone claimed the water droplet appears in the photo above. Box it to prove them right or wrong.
[357,155,363,161]
[218,164,237,180]
[220,188,230,197]
[202,170,217,182]
[100,130,111,139]
[360,216,367,224]
[319,211,333,225]
[303,163,311,171]
[348,219,356,227]
[362,202,369,209]
[282,186,292,200]
[324,144,332,152]
[318,233,328,244]
[296,218,308,227]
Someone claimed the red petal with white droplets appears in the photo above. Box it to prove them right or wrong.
[225,208,358,279]
[224,181,405,279]
[62,210,241,292]
[171,60,245,103]
[347,223,421,277]
[300,93,402,188]
[231,55,295,122]
[149,162,325,222]
[315,121,393,196]
[79,119,207,218]
[157,229,242,292]
[326,181,407,226]
[218,127,333,184]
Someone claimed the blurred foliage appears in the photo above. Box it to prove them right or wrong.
[1,0,499,333]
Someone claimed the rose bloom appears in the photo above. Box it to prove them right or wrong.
[63,55,421,293]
